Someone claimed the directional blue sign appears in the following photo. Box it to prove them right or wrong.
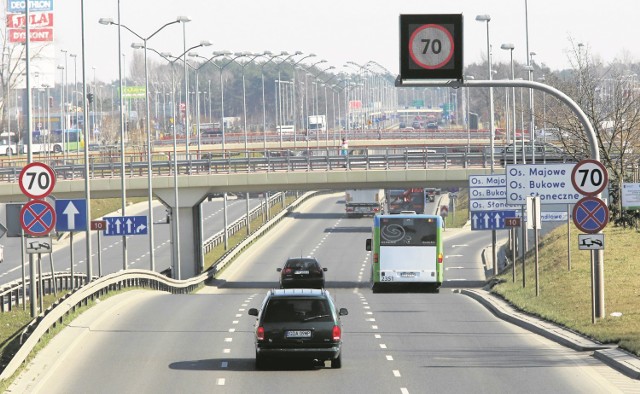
[471,210,517,231]
[55,199,87,232]
[103,216,148,236]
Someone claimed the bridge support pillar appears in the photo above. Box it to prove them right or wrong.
[155,187,210,279]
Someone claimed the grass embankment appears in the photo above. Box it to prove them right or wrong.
[493,224,640,356]
[444,189,469,228]
[444,189,640,356]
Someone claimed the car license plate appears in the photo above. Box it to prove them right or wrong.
[400,272,417,278]
[294,270,309,275]
[285,330,312,338]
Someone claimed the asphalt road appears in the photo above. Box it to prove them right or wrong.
[8,193,640,393]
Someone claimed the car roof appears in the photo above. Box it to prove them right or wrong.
[286,257,319,263]
[269,288,328,298]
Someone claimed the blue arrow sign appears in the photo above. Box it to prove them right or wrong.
[55,199,87,232]
[103,216,148,236]
[471,210,517,231]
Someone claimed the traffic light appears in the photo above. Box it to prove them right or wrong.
[87,93,94,104]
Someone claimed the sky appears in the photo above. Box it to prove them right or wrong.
[19,0,640,83]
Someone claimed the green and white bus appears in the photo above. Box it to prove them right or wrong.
[366,213,444,293]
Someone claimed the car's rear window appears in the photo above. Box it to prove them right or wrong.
[263,298,332,323]
[285,260,319,270]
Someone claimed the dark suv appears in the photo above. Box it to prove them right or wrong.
[277,257,327,289]
[248,289,348,369]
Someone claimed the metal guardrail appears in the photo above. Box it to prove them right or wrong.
[0,146,572,184]
[0,190,320,382]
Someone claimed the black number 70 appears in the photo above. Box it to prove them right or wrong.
[421,39,442,55]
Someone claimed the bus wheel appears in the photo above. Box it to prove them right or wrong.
[5,148,11,155]
[53,145,62,153]
[372,283,379,294]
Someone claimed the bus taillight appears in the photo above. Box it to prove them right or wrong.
[438,253,443,264]
[373,253,379,264]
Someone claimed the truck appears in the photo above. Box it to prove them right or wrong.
[345,189,386,218]
[386,189,427,214]
[307,115,327,133]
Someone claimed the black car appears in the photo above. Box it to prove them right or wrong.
[248,288,348,369]
[277,257,327,289]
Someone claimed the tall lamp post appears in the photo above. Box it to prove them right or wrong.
[259,51,284,149]
[235,52,264,150]
[475,14,496,173]
[501,43,517,165]
[273,51,303,146]
[100,15,189,272]
[146,44,209,279]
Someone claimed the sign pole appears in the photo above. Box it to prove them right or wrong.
[21,229,26,311]
[70,232,74,289]
[49,252,57,296]
[29,244,37,317]
[590,251,596,324]
[521,206,526,288]
[37,253,43,313]
[511,227,516,283]
[98,230,102,277]
[533,196,540,296]
[567,204,571,271]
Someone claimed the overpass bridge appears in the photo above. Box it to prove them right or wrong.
[1,140,570,279]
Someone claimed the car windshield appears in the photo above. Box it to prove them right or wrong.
[263,298,332,323]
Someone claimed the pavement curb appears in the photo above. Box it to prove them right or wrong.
[458,288,640,380]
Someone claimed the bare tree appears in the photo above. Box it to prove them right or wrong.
[542,40,640,224]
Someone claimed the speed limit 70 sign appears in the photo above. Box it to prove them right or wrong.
[19,162,56,199]
[400,14,463,81]
[571,159,608,196]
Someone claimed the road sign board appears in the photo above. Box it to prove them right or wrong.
[506,163,580,204]
[571,159,608,196]
[573,197,609,234]
[103,216,148,236]
[399,14,463,81]
[55,199,87,232]
[20,200,56,236]
[621,183,640,210]
[471,210,516,231]
[468,174,518,211]
[526,196,542,230]
[6,203,24,237]
[19,162,56,199]
[91,220,107,231]
[578,234,605,250]
[25,237,52,254]
[540,211,568,222]
[505,217,521,227]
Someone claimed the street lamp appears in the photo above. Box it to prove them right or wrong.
[234,51,264,150]
[69,53,78,152]
[501,43,517,165]
[258,51,284,149]
[475,14,496,173]
[273,51,305,146]
[147,43,210,279]
[100,15,188,272]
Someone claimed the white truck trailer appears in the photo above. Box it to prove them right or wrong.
[345,189,386,218]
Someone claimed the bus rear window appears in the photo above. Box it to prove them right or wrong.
[380,217,437,246]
